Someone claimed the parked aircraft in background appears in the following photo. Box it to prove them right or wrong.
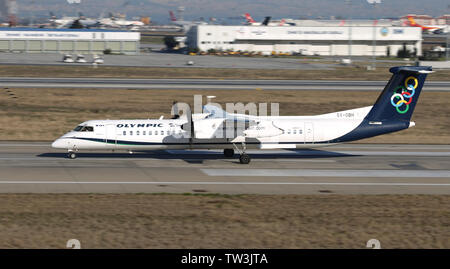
[49,12,144,29]
[100,13,144,28]
[169,11,207,31]
[244,13,293,26]
[405,16,448,34]
[49,12,100,28]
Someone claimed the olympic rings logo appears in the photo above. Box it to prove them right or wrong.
[390,76,418,114]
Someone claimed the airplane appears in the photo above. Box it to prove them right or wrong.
[100,13,144,28]
[244,13,292,26]
[50,12,100,28]
[52,66,432,164]
[405,16,448,34]
[49,12,78,27]
[169,11,207,32]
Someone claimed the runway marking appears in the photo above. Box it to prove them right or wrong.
[331,151,450,157]
[201,169,450,178]
[164,149,450,157]
[252,159,336,162]
[0,181,449,186]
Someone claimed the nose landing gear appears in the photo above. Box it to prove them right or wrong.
[67,151,77,159]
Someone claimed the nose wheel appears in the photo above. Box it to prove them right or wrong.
[67,151,77,159]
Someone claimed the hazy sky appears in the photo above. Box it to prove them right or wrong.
[15,0,450,23]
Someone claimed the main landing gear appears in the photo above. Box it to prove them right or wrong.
[232,142,251,164]
[239,153,250,164]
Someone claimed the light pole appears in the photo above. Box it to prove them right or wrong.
[447,6,450,61]
[446,25,449,61]
[345,0,352,63]
[367,0,381,70]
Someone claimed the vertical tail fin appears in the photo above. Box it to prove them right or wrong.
[407,16,416,26]
[262,16,271,26]
[365,66,432,123]
[245,13,255,23]
[331,66,432,143]
[169,11,177,22]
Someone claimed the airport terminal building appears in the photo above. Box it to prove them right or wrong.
[187,25,422,56]
[0,28,140,54]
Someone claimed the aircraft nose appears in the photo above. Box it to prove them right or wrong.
[51,138,65,149]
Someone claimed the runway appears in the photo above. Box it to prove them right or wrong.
[0,142,449,194]
[1,77,450,91]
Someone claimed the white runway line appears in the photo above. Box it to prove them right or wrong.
[165,149,450,157]
[201,169,450,178]
[331,151,450,157]
[0,181,449,186]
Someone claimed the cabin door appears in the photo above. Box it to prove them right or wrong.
[305,122,314,143]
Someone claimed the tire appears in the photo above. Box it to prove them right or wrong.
[239,154,250,164]
[68,152,77,159]
[224,149,234,157]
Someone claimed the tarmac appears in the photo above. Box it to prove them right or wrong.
[0,142,449,195]
[0,52,335,70]
[1,77,449,91]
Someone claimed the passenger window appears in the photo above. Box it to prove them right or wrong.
[137,131,140,136]
[155,131,158,135]
[143,131,146,135]
[149,131,152,135]
[123,131,126,136]
[293,130,297,134]
[161,131,164,135]
[287,130,291,135]
[130,131,133,136]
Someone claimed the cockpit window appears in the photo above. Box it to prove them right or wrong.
[74,126,94,132]
[74,126,83,131]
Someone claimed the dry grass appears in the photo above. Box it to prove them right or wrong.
[0,88,449,143]
[0,64,449,80]
[0,193,448,249]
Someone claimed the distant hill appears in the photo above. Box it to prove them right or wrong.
[16,0,449,24]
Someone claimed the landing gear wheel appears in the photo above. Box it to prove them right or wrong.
[224,149,234,157]
[239,154,250,164]
[68,152,77,159]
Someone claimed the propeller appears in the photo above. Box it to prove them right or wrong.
[173,101,194,145]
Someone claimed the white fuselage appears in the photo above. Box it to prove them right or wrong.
[52,106,374,151]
